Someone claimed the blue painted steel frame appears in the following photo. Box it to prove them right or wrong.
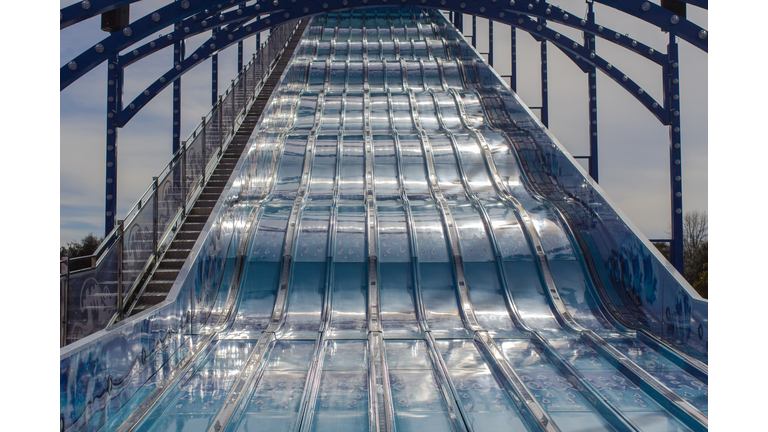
[62,0,706,269]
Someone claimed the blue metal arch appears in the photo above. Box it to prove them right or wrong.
[61,0,249,90]
[60,0,707,90]
[117,9,668,129]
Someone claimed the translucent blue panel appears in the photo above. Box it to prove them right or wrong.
[279,262,326,339]
[200,340,257,370]
[502,261,566,336]
[265,340,315,371]
[423,61,442,89]
[514,369,593,411]
[579,369,662,411]
[442,60,463,89]
[313,135,339,165]
[340,152,365,201]
[548,260,614,332]
[390,371,446,411]
[334,206,365,262]
[248,204,290,262]
[236,413,298,432]
[295,206,330,262]
[394,413,454,432]
[385,340,433,370]
[320,94,342,131]
[435,339,485,370]
[405,61,424,89]
[386,61,404,90]
[434,163,466,201]
[165,369,240,415]
[379,263,421,338]
[498,339,551,371]
[428,134,457,164]
[601,338,680,373]
[315,371,369,412]
[464,411,532,432]
[420,263,471,338]
[148,414,214,432]
[231,261,281,338]
[548,412,618,432]
[344,93,364,130]
[450,203,495,263]
[293,94,319,130]
[463,262,525,338]
[485,203,534,261]
[370,95,390,130]
[328,263,368,338]
[391,95,413,130]
[369,63,385,91]
[373,136,397,166]
[310,413,368,432]
[410,202,449,263]
[402,164,430,198]
[374,163,400,199]
[548,339,615,371]
[244,370,308,413]
[322,340,369,370]
[329,63,347,91]
[377,204,411,262]
[623,411,694,432]
[503,198,576,261]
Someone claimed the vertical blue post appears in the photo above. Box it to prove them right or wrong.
[456,13,463,35]
[472,15,477,47]
[238,41,243,72]
[667,34,684,274]
[105,55,123,236]
[586,2,598,182]
[238,3,245,72]
[173,37,184,155]
[488,20,493,66]
[212,28,218,106]
[540,37,549,128]
[510,26,516,92]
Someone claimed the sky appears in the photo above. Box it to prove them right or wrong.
[2,0,763,428]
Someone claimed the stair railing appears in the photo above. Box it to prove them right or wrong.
[60,20,301,347]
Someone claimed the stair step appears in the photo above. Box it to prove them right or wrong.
[163,248,192,259]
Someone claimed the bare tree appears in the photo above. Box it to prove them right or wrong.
[683,210,708,258]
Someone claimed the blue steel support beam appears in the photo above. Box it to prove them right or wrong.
[587,2,599,182]
[173,37,184,155]
[540,36,548,127]
[489,19,494,67]
[61,0,253,90]
[238,40,244,72]
[105,55,123,236]
[510,26,516,92]
[60,0,140,29]
[212,29,218,106]
[667,35,684,274]
[472,15,477,47]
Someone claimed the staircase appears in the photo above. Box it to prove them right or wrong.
[126,19,309,318]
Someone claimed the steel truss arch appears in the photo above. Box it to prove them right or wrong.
[60,0,707,91]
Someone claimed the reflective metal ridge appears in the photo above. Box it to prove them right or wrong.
[60,9,707,432]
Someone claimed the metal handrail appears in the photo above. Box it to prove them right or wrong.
[61,21,299,345]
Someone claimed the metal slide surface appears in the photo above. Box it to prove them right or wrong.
[61,9,708,432]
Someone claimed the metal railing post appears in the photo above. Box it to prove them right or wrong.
[218,96,223,151]
[152,176,158,256]
[60,258,69,347]
[117,220,124,321]
[181,142,187,216]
